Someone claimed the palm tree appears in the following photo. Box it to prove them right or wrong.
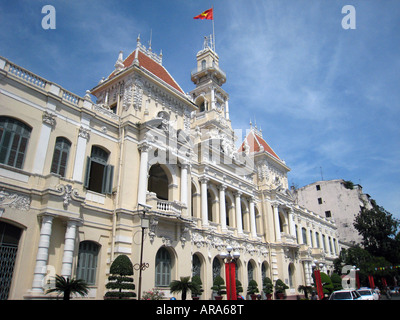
[46,275,89,300]
[169,276,200,300]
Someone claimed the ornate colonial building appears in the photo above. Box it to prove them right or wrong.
[0,36,339,300]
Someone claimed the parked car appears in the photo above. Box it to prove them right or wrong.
[329,289,362,300]
[389,287,399,294]
[357,288,376,300]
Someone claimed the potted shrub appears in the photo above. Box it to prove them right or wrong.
[298,285,312,300]
[191,275,204,300]
[275,279,288,299]
[236,279,244,300]
[169,276,200,300]
[262,277,273,300]
[46,275,89,300]
[105,255,136,299]
[247,280,259,300]
[211,275,226,300]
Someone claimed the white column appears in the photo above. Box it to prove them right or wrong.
[234,192,243,235]
[211,88,215,110]
[218,184,227,231]
[288,209,296,238]
[180,163,188,207]
[137,142,151,205]
[225,99,230,120]
[200,177,209,227]
[273,204,281,242]
[61,220,79,279]
[31,215,54,293]
[249,197,257,238]
[32,112,56,175]
[72,126,90,181]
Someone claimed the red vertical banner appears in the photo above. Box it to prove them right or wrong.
[356,271,360,289]
[314,269,324,300]
[368,275,375,289]
[225,263,231,300]
[230,262,237,300]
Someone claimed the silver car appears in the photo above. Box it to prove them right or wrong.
[329,289,362,300]
[357,288,377,300]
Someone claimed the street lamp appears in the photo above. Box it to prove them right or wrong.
[135,203,151,300]
[219,245,240,300]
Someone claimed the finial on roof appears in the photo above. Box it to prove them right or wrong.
[250,119,252,127]
[115,50,124,72]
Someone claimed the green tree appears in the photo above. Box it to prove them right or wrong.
[330,273,343,291]
[105,254,136,299]
[211,275,226,296]
[46,275,89,301]
[320,272,334,295]
[354,202,400,264]
[262,277,273,295]
[191,275,204,298]
[247,279,259,295]
[169,276,200,300]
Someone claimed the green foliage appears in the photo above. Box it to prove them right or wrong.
[320,272,334,294]
[191,275,204,297]
[211,275,226,296]
[105,254,136,299]
[275,279,288,293]
[354,202,400,264]
[297,285,312,299]
[247,280,259,295]
[235,279,243,294]
[343,180,354,190]
[330,273,343,291]
[46,275,89,301]
[169,276,200,300]
[262,277,273,294]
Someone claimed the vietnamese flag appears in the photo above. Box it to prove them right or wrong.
[193,8,213,20]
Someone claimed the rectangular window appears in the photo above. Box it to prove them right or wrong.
[325,211,331,218]
[316,185,321,191]
[84,146,114,195]
[318,198,323,204]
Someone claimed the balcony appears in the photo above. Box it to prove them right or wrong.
[146,192,186,217]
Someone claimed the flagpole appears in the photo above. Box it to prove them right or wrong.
[212,5,215,51]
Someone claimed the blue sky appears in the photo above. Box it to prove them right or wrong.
[1,0,399,219]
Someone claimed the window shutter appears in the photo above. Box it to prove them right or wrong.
[84,156,91,188]
[102,164,114,194]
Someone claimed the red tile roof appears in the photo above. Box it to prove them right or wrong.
[110,49,184,94]
[239,130,280,160]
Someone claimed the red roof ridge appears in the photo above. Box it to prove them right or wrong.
[239,129,281,160]
[107,46,185,95]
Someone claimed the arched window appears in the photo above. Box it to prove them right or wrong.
[148,164,169,200]
[201,60,206,70]
[192,254,201,278]
[76,241,100,285]
[155,247,171,287]
[247,261,254,282]
[50,137,71,177]
[84,146,114,194]
[302,227,307,245]
[212,257,221,280]
[0,117,31,169]
[0,221,22,300]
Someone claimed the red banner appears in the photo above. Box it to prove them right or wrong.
[314,269,324,300]
[225,262,237,300]
[368,275,375,289]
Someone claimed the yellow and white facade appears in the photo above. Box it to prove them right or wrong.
[0,37,340,300]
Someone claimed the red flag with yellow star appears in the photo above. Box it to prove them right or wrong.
[193,8,213,20]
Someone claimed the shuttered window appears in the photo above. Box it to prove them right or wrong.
[155,247,171,287]
[0,117,31,169]
[84,146,114,194]
[76,241,100,285]
[50,137,71,177]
